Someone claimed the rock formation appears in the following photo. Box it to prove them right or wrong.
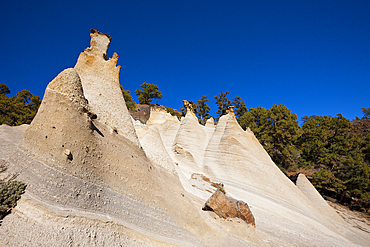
[203,190,255,227]
[172,109,209,173]
[130,104,151,124]
[136,104,370,246]
[1,29,370,247]
[74,29,140,146]
[1,29,220,246]
[140,125,177,174]
[190,173,223,194]
[296,173,347,224]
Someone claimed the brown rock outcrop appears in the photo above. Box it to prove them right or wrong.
[203,190,255,226]
[129,104,151,124]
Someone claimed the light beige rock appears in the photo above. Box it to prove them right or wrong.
[182,99,197,119]
[133,118,149,139]
[296,173,347,224]
[172,111,208,173]
[74,29,140,146]
[205,117,215,127]
[146,106,179,126]
[143,108,370,246]
[146,107,180,157]
[140,125,177,174]
[15,65,235,246]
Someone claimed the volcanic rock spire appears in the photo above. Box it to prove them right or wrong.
[75,29,140,146]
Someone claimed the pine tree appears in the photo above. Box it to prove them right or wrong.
[0,84,10,96]
[238,104,299,170]
[135,82,162,104]
[120,85,136,110]
[214,91,231,121]
[298,114,370,203]
[231,96,247,119]
[362,107,370,119]
[0,85,41,126]
[195,95,211,123]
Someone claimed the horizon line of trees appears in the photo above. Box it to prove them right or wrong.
[1,82,369,212]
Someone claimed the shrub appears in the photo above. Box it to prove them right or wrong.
[0,180,26,218]
[0,160,26,219]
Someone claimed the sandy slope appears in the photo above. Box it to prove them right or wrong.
[141,108,370,246]
[1,110,368,246]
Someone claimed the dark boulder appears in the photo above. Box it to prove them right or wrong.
[203,190,255,226]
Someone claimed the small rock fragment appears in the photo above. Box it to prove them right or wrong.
[64,149,73,160]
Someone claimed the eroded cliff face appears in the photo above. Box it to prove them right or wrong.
[74,29,140,147]
[1,29,370,247]
[135,106,370,246]
[5,29,234,247]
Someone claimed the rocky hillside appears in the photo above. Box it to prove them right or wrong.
[0,29,369,246]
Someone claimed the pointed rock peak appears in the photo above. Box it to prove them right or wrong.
[226,105,235,115]
[224,107,247,132]
[205,117,215,127]
[75,29,139,146]
[185,110,197,120]
[46,68,88,108]
[183,100,194,113]
[87,28,112,59]
[183,100,197,119]
[245,126,252,133]
[91,28,112,41]
[217,113,230,125]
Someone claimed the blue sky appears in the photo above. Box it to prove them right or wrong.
[1,0,369,123]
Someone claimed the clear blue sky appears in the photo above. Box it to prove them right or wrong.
[1,0,369,123]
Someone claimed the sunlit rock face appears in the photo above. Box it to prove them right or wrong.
[1,28,369,247]
[296,173,347,224]
[135,106,370,246]
[19,67,155,194]
[7,29,228,247]
[172,111,209,174]
[146,106,181,157]
[88,28,111,58]
[140,125,177,174]
[74,29,140,147]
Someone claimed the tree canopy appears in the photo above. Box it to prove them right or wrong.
[214,91,231,121]
[120,85,136,110]
[231,96,247,119]
[298,114,370,202]
[0,84,42,126]
[239,104,300,170]
[363,107,370,119]
[0,84,10,96]
[135,82,162,104]
[195,95,211,122]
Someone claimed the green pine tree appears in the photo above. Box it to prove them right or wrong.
[135,82,162,104]
[195,95,211,123]
[214,91,231,121]
[120,85,136,110]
